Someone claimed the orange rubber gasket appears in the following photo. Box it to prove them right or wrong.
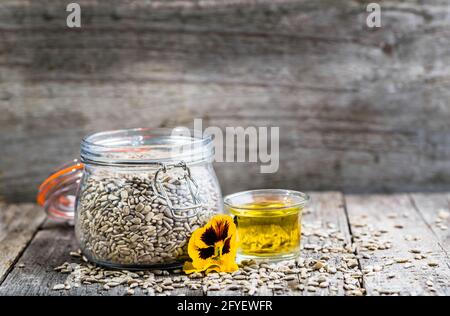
[36,163,84,206]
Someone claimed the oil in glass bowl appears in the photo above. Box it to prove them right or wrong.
[224,190,309,261]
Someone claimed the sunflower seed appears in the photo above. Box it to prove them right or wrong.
[76,168,220,267]
[351,289,364,296]
[347,260,358,269]
[438,210,449,219]
[312,261,326,270]
[52,284,66,290]
[208,285,221,291]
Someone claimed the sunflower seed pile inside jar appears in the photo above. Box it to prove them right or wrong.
[74,128,222,269]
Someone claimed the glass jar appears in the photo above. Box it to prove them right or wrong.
[224,189,309,262]
[38,128,222,269]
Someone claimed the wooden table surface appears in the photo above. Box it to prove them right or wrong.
[0,192,449,296]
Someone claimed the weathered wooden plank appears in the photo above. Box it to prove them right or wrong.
[0,203,45,284]
[2,85,438,201]
[0,221,204,296]
[291,191,361,296]
[345,194,450,296]
[2,194,450,296]
[0,222,155,296]
[0,224,95,296]
[410,193,450,253]
[2,1,450,201]
[1,192,357,296]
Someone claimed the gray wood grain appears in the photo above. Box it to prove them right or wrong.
[0,223,89,296]
[293,191,357,296]
[0,203,45,284]
[1,192,356,296]
[345,194,450,296]
[2,0,450,201]
[0,221,203,296]
[410,193,450,253]
[1,193,450,295]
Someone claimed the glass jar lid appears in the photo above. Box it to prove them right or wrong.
[81,127,214,165]
[37,128,215,222]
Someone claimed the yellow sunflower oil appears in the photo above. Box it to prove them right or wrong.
[224,190,308,261]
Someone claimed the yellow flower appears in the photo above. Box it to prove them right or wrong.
[183,215,238,274]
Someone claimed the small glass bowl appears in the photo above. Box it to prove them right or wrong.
[224,189,309,262]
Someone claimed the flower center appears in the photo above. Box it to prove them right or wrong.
[213,241,225,260]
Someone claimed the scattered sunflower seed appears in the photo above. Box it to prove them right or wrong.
[52,284,66,291]
[438,210,449,220]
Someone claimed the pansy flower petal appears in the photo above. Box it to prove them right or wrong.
[183,215,238,274]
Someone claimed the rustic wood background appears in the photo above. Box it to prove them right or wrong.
[1,192,449,296]
[1,0,450,202]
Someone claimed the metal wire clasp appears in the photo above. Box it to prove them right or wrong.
[152,161,202,219]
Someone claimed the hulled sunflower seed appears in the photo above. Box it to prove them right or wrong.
[52,284,66,290]
[76,168,220,267]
